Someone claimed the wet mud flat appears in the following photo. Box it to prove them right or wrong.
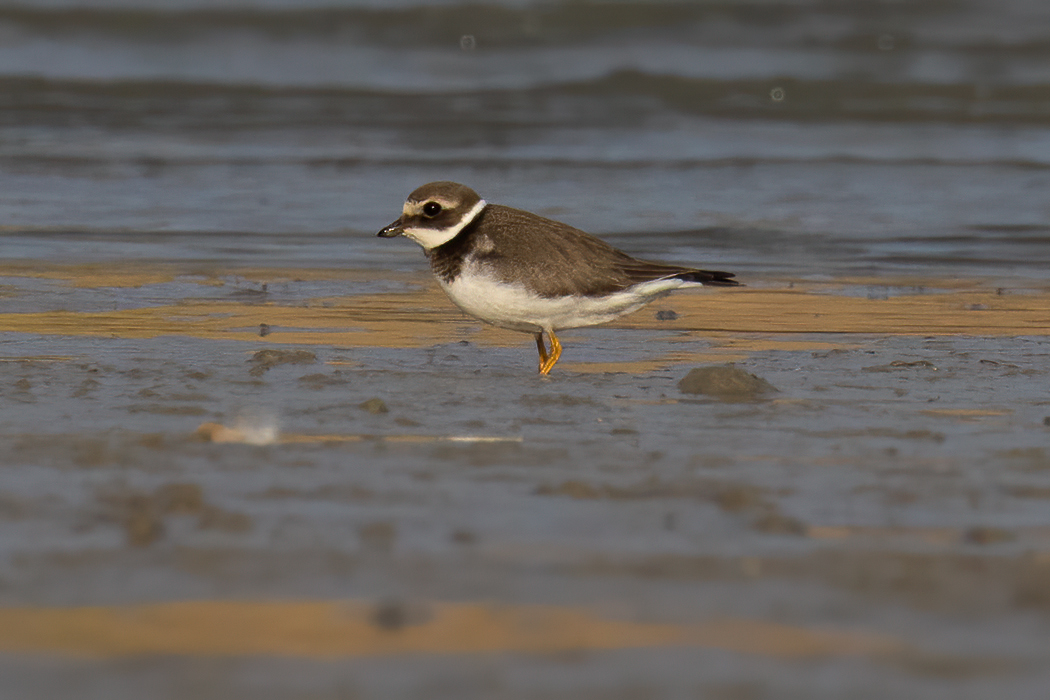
[1,263,1050,699]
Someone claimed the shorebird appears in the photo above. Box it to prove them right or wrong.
[378,181,739,374]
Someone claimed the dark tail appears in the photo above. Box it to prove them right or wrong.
[676,269,740,287]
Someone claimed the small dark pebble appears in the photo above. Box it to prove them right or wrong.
[678,365,777,402]
[359,398,389,414]
[450,529,477,545]
[372,600,409,631]
[1043,417,1050,427]
[369,600,431,631]
[752,512,806,536]
[259,323,271,337]
[964,526,1015,545]
[655,309,679,321]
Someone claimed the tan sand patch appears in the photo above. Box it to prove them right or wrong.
[1,271,1047,359]
[920,409,1015,419]
[0,599,902,660]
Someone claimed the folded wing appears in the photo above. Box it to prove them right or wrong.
[478,205,739,298]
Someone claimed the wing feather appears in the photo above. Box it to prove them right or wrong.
[476,205,738,297]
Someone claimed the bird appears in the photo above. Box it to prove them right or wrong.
[377,181,739,375]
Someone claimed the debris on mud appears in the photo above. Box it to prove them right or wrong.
[195,420,279,445]
[298,372,349,390]
[677,364,778,401]
[864,359,939,372]
[359,398,389,414]
[247,349,316,376]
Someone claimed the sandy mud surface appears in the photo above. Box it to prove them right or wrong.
[0,263,1048,698]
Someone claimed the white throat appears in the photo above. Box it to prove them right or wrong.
[403,199,487,250]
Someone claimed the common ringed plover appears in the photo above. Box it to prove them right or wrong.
[378,181,739,374]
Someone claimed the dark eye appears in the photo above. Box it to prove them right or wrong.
[422,201,442,217]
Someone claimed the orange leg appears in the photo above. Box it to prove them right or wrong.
[538,329,563,375]
[534,332,548,372]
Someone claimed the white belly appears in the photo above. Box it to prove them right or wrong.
[438,267,689,333]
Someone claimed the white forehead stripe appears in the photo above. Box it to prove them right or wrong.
[402,196,458,217]
[402,199,487,250]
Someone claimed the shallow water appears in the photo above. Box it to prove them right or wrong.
[2,1,1050,698]
[2,1,1049,278]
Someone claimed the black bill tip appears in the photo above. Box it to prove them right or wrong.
[377,219,404,238]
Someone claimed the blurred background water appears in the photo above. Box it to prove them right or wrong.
[0,0,1048,278]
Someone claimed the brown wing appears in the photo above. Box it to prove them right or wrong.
[475,205,737,298]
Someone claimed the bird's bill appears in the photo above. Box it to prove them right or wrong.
[376,218,405,237]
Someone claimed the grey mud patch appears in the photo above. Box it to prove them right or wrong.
[1,323,1049,698]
